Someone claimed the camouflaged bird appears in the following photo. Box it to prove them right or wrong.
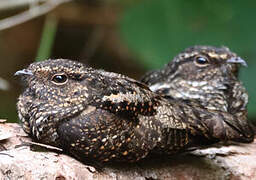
[141,45,254,142]
[16,58,253,164]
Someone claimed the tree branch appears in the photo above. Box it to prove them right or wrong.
[0,0,46,11]
[0,0,71,31]
[0,123,256,179]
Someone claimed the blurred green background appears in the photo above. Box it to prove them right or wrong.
[0,0,255,123]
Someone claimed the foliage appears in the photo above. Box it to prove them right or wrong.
[36,15,58,61]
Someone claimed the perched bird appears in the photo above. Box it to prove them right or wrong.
[141,45,254,142]
[16,59,253,164]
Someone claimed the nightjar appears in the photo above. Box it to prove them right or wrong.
[141,45,254,142]
[16,58,253,163]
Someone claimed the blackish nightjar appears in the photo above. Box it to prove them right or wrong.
[141,45,254,143]
[16,56,254,163]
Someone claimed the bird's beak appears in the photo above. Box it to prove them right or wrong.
[14,69,33,76]
[226,57,248,67]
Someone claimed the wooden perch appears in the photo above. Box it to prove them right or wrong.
[0,123,255,180]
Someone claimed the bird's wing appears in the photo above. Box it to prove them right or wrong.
[89,71,161,118]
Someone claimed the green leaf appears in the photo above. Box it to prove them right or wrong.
[36,15,58,61]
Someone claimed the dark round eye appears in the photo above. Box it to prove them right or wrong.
[51,73,68,85]
[194,56,209,66]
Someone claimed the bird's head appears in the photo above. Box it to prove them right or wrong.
[143,46,247,87]
[15,59,89,86]
[168,45,246,82]
[15,59,94,105]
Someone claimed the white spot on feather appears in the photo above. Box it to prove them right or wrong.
[149,83,171,92]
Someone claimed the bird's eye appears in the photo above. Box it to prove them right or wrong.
[51,73,68,85]
[194,56,209,66]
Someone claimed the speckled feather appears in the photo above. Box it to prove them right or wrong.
[141,45,254,143]
[16,57,254,163]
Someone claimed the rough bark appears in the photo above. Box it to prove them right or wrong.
[0,123,255,180]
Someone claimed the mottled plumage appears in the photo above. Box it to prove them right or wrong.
[16,57,253,164]
[141,45,254,142]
